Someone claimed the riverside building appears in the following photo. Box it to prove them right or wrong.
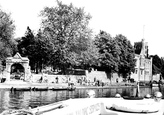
[130,39,153,82]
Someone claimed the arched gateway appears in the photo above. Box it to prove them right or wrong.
[4,53,31,81]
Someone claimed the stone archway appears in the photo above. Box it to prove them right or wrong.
[10,63,25,80]
[4,53,31,81]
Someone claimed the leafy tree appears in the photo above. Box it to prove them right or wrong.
[134,40,149,58]
[17,27,38,71]
[34,29,54,72]
[115,34,136,78]
[77,40,100,69]
[17,26,35,56]
[134,41,142,55]
[0,9,15,61]
[94,30,120,72]
[150,55,162,75]
[17,27,54,73]
[40,1,93,74]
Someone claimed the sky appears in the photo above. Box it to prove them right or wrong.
[0,0,164,57]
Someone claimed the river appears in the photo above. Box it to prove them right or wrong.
[0,86,163,113]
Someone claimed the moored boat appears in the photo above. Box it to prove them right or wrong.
[123,96,144,100]
[1,97,164,115]
[31,87,49,91]
[1,91,164,115]
[108,98,160,113]
[52,87,68,91]
[10,87,31,91]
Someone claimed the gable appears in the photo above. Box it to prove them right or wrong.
[13,53,22,59]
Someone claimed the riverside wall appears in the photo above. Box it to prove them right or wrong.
[31,70,160,85]
[31,70,124,84]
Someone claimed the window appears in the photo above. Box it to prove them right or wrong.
[141,70,143,75]
[135,69,138,74]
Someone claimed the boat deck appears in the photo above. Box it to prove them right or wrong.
[1,97,164,115]
[10,98,164,115]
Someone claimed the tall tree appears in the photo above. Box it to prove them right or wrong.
[115,34,136,78]
[17,26,35,56]
[34,29,54,72]
[94,30,120,72]
[77,40,100,69]
[17,27,54,73]
[17,27,39,71]
[40,1,93,74]
[0,9,15,60]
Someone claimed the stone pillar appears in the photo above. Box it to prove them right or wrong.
[5,63,12,81]
[26,66,31,81]
[22,63,29,81]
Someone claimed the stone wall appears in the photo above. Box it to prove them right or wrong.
[85,70,123,84]
[31,73,86,84]
[31,70,125,84]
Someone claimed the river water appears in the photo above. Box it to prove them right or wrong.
[0,87,163,113]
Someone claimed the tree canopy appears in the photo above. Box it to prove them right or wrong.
[4,0,154,80]
[0,9,16,60]
[94,31,136,78]
[115,34,136,77]
[134,41,142,55]
[94,31,120,72]
[39,1,95,73]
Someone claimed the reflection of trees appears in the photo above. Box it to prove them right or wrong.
[0,87,158,112]
[0,90,10,111]
[121,88,130,97]
[9,91,24,109]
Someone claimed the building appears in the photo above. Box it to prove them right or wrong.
[3,52,31,81]
[131,39,153,82]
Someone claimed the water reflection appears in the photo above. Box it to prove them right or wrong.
[0,87,162,113]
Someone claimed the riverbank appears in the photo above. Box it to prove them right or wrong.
[0,80,151,91]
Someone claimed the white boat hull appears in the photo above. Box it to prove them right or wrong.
[1,98,164,115]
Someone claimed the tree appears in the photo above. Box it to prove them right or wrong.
[94,30,120,72]
[115,34,136,78]
[134,41,142,55]
[160,58,164,79]
[150,55,162,75]
[17,27,35,56]
[17,27,54,73]
[17,27,39,71]
[0,9,15,61]
[40,0,93,74]
[77,40,100,69]
[34,29,54,72]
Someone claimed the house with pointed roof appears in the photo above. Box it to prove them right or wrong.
[130,39,153,82]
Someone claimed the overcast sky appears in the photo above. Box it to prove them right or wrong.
[1,0,164,57]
